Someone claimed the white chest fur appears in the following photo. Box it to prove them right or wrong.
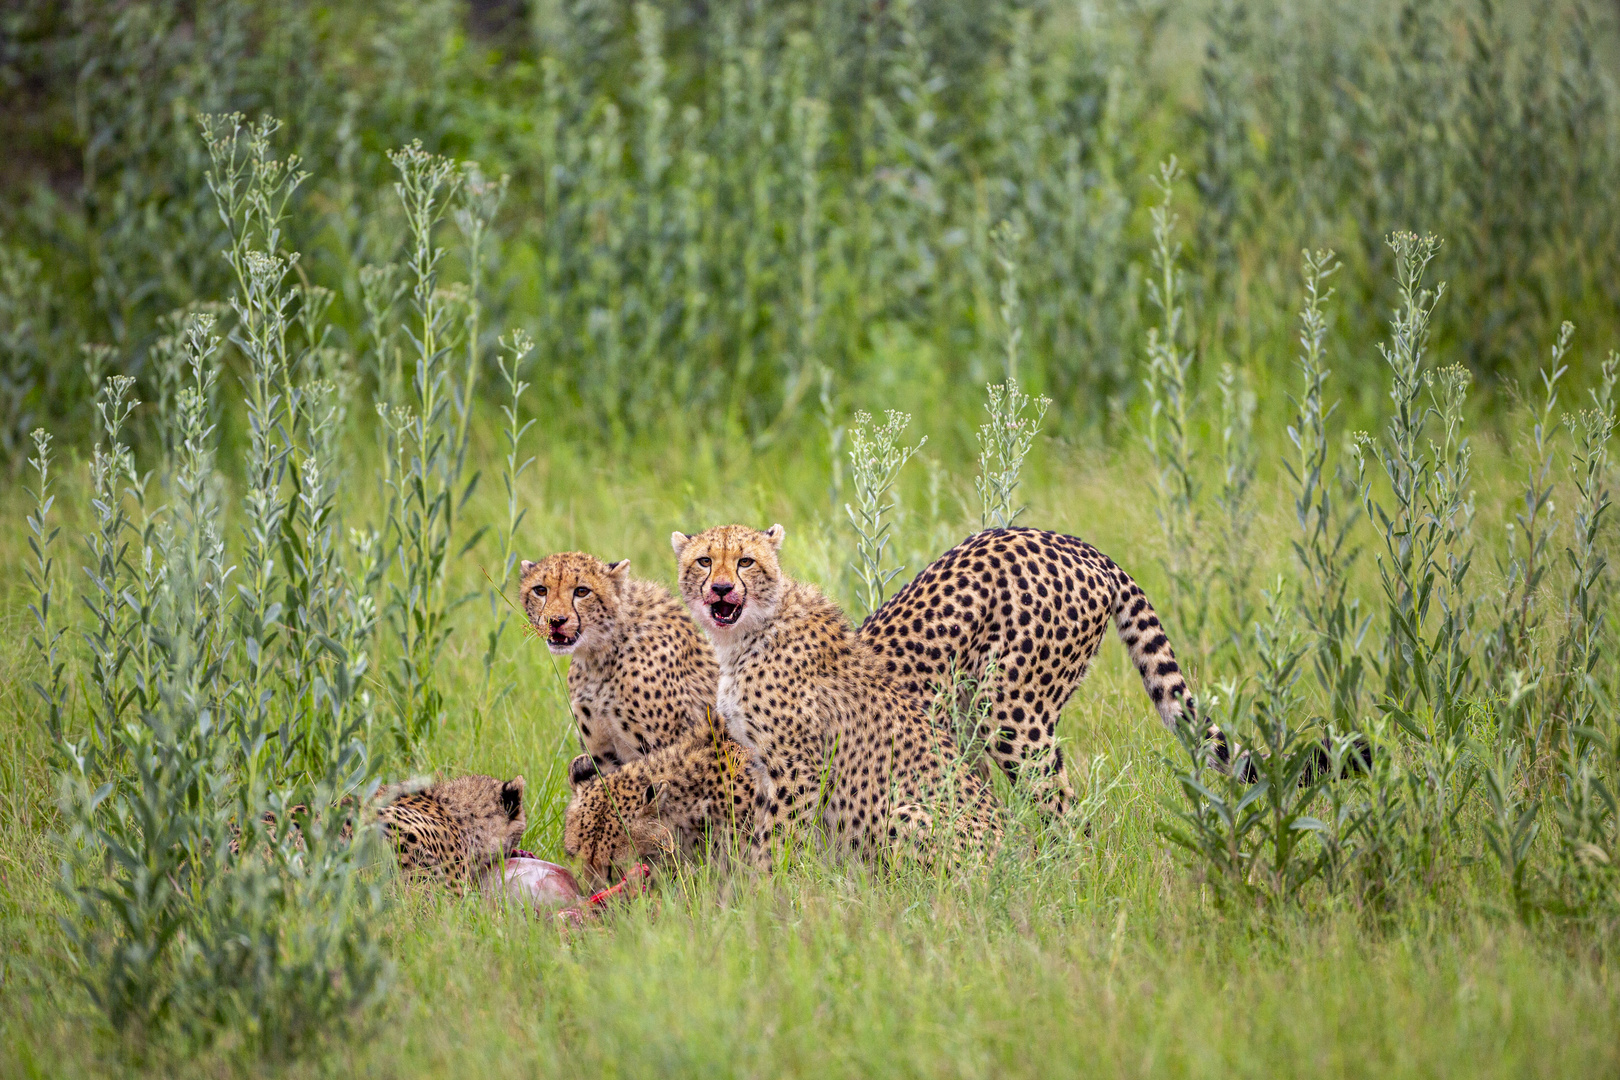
[715,670,750,750]
[713,632,768,754]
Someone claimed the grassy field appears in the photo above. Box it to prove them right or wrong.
[1,415,1618,1078]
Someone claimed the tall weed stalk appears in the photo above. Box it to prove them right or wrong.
[1214,362,1258,659]
[976,379,1050,533]
[1548,353,1619,914]
[481,330,537,713]
[26,429,66,751]
[1353,232,1475,739]
[1284,249,1366,725]
[53,312,388,1051]
[1485,322,1571,689]
[1142,159,1211,655]
[1351,232,1479,897]
[846,410,926,619]
[378,143,477,757]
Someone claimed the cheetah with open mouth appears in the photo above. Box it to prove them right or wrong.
[520,552,719,788]
[673,523,1002,867]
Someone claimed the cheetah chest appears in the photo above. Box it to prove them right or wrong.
[568,661,646,765]
[715,669,753,753]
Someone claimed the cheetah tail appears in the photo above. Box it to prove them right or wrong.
[1108,572,1197,730]
[1110,570,1246,775]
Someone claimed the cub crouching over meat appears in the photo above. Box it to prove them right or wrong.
[236,774,527,890]
[563,713,752,886]
[376,774,527,886]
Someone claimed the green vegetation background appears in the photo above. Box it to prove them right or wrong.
[1,0,1619,1075]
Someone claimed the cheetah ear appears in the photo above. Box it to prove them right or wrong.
[607,559,631,581]
[763,523,785,550]
[642,781,664,809]
[567,756,597,792]
[520,559,537,576]
[670,531,690,557]
[501,777,525,820]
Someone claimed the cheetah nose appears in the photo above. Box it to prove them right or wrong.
[711,583,733,598]
[549,615,569,629]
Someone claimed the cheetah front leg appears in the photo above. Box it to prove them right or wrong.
[726,687,829,869]
[747,757,824,869]
[748,795,783,869]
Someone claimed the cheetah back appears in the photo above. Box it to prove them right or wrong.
[860,527,1196,813]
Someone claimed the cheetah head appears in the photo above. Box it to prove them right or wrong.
[518,552,631,655]
[670,523,785,639]
[563,767,673,887]
[424,773,527,868]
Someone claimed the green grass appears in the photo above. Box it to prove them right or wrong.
[2,420,1617,1077]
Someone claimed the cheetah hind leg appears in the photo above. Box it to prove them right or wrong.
[883,803,996,871]
[994,739,1075,820]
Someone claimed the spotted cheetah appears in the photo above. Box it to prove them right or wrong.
[520,553,718,787]
[563,711,753,886]
[860,526,1202,813]
[672,523,1002,868]
[560,526,1209,868]
[237,774,527,888]
[374,774,528,886]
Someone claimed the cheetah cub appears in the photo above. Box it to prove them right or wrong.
[563,712,753,886]
[240,774,527,890]
[672,523,1001,868]
[521,552,718,787]
[376,774,527,886]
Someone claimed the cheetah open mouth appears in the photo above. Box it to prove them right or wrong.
[547,629,579,649]
[708,598,743,626]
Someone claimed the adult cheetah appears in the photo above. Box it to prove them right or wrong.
[520,553,718,787]
[672,523,1002,868]
[859,526,1203,814]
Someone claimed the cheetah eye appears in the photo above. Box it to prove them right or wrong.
[574,586,591,597]
[532,585,546,597]
[738,557,754,568]
[696,557,711,568]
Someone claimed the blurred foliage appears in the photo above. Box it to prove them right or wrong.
[0,0,1616,457]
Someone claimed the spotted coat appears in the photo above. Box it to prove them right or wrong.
[560,528,1205,866]
[235,774,527,890]
[376,774,528,885]
[860,527,1198,814]
[563,712,753,886]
